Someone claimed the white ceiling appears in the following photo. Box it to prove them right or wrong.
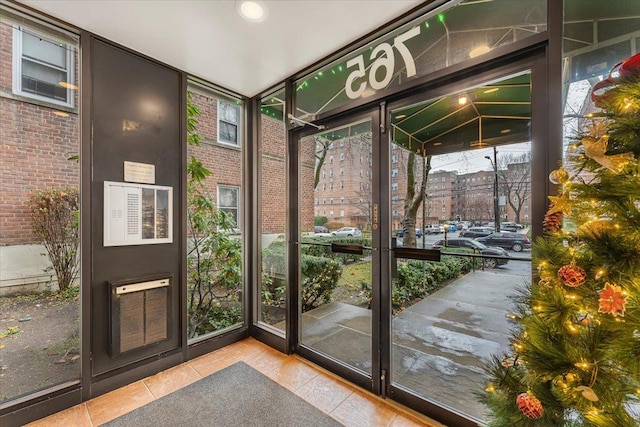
[19,0,422,97]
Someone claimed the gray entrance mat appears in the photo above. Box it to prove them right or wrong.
[103,361,343,426]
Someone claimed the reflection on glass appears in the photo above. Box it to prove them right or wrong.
[299,120,373,375]
[156,190,169,239]
[389,74,532,423]
[295,0,546,118]
[141,188,155,239]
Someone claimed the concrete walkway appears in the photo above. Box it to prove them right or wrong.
[301,268,528,424]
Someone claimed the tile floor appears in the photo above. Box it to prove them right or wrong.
[26,338,444,427]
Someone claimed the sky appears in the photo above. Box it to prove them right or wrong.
[429,141,532,174]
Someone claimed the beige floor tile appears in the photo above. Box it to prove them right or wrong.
[86,381,154,425]
[26,403,93,427]
[241,346,289,373]
[143,363,201,399]
[390,413,441,427]
[187,347,239,377]
[330,390,398,427]
[295,372,354,414]
[262,358,319,391]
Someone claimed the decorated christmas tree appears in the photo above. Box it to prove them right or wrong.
[481,55,640,426]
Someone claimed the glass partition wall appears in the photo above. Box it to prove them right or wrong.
[388,73,533,423]
[186,81,245,343]
[0,11,81,404]
[258,88,287,332]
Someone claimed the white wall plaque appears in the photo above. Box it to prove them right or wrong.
[124,161,155,184]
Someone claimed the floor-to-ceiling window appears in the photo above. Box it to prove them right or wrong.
[0,8,81,404]
[185,80,245,342]
[257,87,288,332]
[388,72,533,424]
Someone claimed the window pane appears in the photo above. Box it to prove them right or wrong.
[22,31,67,68]
[258,88,287,330]
[186,83,244,342]
[295,0,546,117]
[0,14,80,405]
[219,102,238,124]
[219,121,237,144]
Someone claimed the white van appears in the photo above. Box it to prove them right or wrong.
[424,224,445,234]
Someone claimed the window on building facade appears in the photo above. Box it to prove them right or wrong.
[322,169,326,178]
[340,140,344,147]
[340,168,344,176]
[340,210,344,217]
[340,196,344,204]
[329,182,333,190]
[392,154,398,163]
[330,198,333,204]
[392,168,398,177]
[329,169,333,177]
[12,27,74,107]
[217,101,240,146]
[330,210,334,218]
[329,155,334,163]
[217,185,240,228]
[339,153,345,161]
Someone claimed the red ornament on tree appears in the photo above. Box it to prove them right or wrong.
[516,392,544,419]
[557,263,587,288]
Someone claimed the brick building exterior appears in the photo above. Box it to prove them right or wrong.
[0,23,79,246]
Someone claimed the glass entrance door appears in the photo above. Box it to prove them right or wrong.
[298,116,378,387]
[387,71,534,424]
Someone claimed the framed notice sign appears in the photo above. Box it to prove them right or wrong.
[104,181,173,246]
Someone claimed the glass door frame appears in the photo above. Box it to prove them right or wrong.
[291,107,383,394]
[288,44,554,426]
[382,48,551,426]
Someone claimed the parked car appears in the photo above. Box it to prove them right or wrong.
[500,222,524,232]
[459,227,494,238]
[476,232,531,252]
[432,237,510,268]
[331,227,362,237]
[314,225,329,233]
[424,224,445,234]
[396,228,423,238]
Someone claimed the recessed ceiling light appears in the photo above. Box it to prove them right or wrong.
[59,82,78,90]
[236,1,268,22]
[500,129,511,134]
[458,95,468,105]
[433,142,442,146]
[484,87,499,94]
[53,111,69,117]
[469,45,490,58]
[395,114,407,119]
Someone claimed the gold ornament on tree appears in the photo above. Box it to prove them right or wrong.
[516,392,544,419]
[582,134,634,174]
[549,168,570,185]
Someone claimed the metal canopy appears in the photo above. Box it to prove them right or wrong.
[390,72,531,156]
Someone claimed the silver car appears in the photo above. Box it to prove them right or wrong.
[331,227,362,237]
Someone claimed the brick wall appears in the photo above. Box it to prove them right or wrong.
[1,25,80,246]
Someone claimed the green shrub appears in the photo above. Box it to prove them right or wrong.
[29,187,79,292]
[300,255,343,311]
[262,241,343,312]
[391,255,473,311]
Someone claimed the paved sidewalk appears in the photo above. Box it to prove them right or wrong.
[302,268,528,423]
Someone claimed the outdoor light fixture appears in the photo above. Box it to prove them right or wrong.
[458,94,468,105]
[236,0,268,22]
[469,45,490,58]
